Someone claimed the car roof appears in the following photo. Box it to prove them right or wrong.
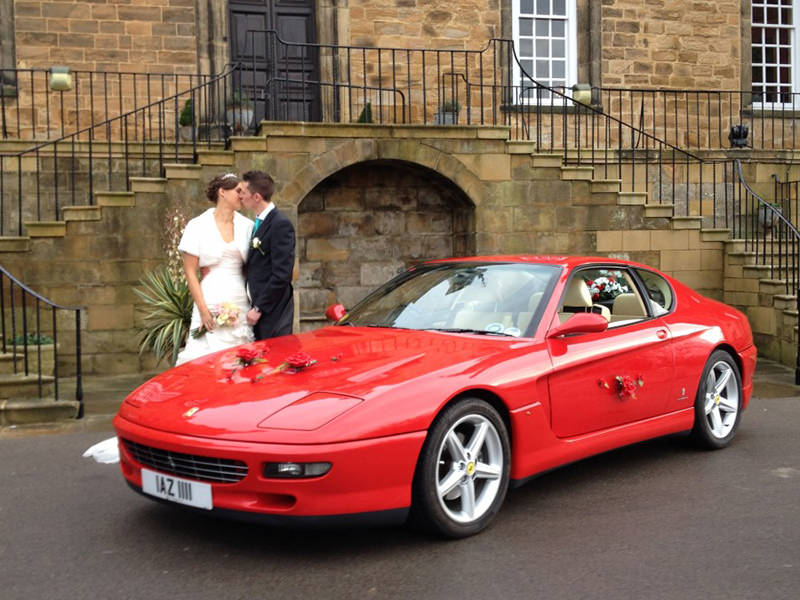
[423,255,651,270]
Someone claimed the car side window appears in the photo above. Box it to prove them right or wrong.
[560,267,650,327]
[634,269,673,315]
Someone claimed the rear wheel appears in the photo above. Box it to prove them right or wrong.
[691,350,742,449]
[411,398,510,538]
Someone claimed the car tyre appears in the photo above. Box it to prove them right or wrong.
[411,398,510,538]
[691,350,742,450]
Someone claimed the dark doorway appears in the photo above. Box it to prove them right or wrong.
[229,0,320,122]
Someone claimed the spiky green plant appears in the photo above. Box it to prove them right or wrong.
[134,267,192,366]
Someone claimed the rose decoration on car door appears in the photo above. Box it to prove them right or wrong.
[598,375,644,400]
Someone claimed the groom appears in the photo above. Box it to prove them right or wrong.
[238,170,296,340]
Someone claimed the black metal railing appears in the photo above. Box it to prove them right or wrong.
[0,67,242,236]
[0,264,82,412]
[1,68,218,141]
[739,165,800,383]
[596,87,800,150]
[236,32,714,215]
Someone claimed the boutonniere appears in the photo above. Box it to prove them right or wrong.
[251,237,265,255]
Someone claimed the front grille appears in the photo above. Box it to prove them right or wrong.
[122,439,248,483]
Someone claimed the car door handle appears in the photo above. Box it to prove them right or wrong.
[656,329,668,340]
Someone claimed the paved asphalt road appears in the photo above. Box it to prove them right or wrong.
[1,371,799,599]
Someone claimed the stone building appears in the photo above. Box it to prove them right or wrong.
[1,1,799,420]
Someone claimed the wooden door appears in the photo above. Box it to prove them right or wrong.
[229,0,319,122]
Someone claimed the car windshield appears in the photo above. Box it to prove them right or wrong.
[340,262,560,337]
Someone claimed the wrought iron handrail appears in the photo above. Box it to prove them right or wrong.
[595,86,800,150]
[0,66,239,236]
[0,263,82,412]
[1,68,216,141]
[738,163,800,383]
[240,31,712,218]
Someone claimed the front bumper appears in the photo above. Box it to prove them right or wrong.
[114,415,426,521]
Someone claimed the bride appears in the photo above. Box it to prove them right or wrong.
[175,172,255,365]
[83,173,254,464]
[84,173,254,465]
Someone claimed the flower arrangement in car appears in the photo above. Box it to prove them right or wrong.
[586,270,629,302]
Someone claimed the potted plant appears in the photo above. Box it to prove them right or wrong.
[435,100,460,125]
[178,98,194,141]
[226,90,255,134]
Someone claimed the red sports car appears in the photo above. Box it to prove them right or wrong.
[114,256,756,537]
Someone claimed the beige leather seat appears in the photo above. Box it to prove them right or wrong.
[559,279,593,322]
[610,292,647,323]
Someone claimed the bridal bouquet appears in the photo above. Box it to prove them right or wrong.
[191,301,241,338]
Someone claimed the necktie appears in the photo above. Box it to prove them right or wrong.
[252,217,262,237]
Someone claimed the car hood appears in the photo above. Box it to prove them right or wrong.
[117,326,536,443]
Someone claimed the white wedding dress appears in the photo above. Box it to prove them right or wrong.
[175,241,254,365]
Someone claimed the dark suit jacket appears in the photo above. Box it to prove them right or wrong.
[246,208,295,340]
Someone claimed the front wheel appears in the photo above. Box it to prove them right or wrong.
[691,350,742,449]
[411,398,510,538]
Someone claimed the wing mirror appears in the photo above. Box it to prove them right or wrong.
[547,312,608,338]
[325,303,347,323]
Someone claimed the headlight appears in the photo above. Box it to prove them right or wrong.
[263,462,331,478]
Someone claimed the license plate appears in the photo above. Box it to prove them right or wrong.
[141,468,212,510]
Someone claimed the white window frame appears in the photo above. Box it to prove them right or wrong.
[752,0,800,108]
[512,0,578,104]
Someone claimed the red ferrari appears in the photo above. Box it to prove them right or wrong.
[114,256,756,537]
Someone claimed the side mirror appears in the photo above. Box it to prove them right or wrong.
[547,312,608,338]
[325,304,347,323]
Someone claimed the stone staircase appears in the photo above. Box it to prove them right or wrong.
[0,341,80,425]
[1,126,798,424]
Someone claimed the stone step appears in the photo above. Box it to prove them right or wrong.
[701,228,732,242]
[0,399,80,426]
[560,165,594,181]
[773,294,797,310]
[618,192,647,206]
[506,141,538,155]
[0,348,54,376]
[531,153,564,168]
[644,204,674,218]
[671,216,703,230]
[95,191,135,207]
[23,221,67,238]
[0,237,31,252]
[129,177,167,193]
[164,163,203,179]
[0,374,55,399]
[62,205,102,222]
[196,149,235,166]
[590,179,622,193]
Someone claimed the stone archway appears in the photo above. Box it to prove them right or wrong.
[296,160,475,330]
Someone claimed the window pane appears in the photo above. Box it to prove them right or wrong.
[536,19,549,36]
[521,59,534,76]
[753,6,764,24]
[781,66,792,83]
[753,27,762,43]
[552,60,565,78]
[780,28,790,44]
[753,66,762,85]
[536,39,549,57]
[552,20,565,37]
[536,60,549,78]
[537,0,550,15]
[520,39,533,57]
[780,47,790,63]
[553,0,566,16]
[765,28,776,43]
[521,0,534,14]
[753,47,763,63]
[766,46,777,63]
[520,18,533,36]
[552,39,565,57]
[782,7,792,23]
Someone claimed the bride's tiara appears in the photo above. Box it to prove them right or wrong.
[220,172,238,180]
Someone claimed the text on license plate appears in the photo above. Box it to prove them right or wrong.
[140,468,212,510]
